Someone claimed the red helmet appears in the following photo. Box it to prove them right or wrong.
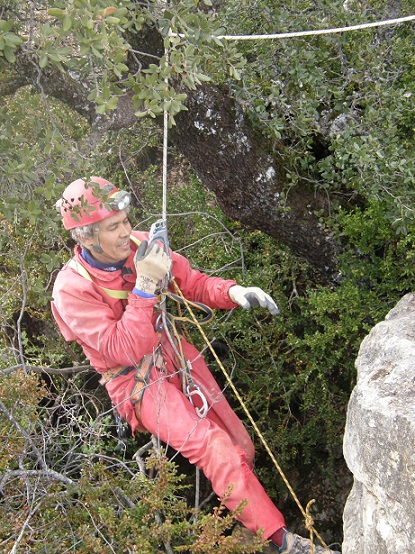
[57,176,131,230]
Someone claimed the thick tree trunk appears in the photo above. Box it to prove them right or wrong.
[7,53,338,280]
[170,84,338,280]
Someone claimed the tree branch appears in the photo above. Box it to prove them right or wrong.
[0,469,74,493]
[0,364,93,376]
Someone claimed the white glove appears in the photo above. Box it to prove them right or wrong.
[229,285,280,316]
[134,241,172,294]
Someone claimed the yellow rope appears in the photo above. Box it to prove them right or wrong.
[170,277,328,549]
[306,499,316,554]
[162,29,324,549]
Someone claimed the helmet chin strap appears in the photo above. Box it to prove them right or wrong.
[92,244,104,254]
[91,228,107,257]
[91,242,116,261]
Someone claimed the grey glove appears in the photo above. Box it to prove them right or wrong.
[134,240,171,294]
[229,285,280,316]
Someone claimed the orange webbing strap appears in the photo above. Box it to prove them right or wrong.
[98,365,134,385]
[129,350,164,411]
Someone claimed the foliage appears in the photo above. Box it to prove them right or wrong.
[0,370,48,469]
[0,370,260,553]
[221,0,415,227]
[0,0,244,123]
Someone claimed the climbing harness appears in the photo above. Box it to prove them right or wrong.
[67,231,213,419]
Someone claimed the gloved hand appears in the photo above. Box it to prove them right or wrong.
[229,285,280,316]
[134,240,172,295]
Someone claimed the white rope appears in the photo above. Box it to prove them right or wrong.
[162,49,169,221]
[163,14,415,202]
[162,13,415,211]
[169,14,415,42]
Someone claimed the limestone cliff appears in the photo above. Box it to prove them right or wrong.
[342,293,415,553]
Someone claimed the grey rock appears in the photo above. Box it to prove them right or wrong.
[343,293,415,553]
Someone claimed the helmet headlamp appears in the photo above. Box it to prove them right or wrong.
[109,190,131,211]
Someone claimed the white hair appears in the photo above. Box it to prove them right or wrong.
[70,223,98,244]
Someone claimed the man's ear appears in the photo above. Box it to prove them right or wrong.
[79,237,94,250]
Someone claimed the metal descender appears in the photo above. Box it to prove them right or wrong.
[149,218,208,419]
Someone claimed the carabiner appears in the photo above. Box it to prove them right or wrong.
[186,385,209,419]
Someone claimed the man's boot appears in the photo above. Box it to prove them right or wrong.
[231,524,341,554]
[277,532,341,553]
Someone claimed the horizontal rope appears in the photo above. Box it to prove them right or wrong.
[169,14,415,42]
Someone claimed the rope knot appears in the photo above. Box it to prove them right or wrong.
[305,499,316,530]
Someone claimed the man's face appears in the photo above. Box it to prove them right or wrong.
[85,210,133,263]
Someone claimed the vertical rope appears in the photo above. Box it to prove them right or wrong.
[162,45,169,221]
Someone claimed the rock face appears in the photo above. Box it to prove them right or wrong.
[342,293,415,553]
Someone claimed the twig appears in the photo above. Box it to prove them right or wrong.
[0,398,48,471]
[8,499,42,554]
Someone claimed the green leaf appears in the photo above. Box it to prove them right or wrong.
[4,33,23,47]
[0,19,13,32]
[39,54,48,68]
[79,44,90,56]
[116,63,129,73]
[194,73,211,82]
[63,15,73,32]
[134,110,148,118]
[106,96,118,110]
[105,16,120,25]
[40,253,51,264]
[96,104,106,114]
[48,8,66,19]
[4,48,16,63]
[91,47,103,58]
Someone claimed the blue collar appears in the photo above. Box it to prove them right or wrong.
[81,247,126,272]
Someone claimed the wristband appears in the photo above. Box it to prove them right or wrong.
[132,287,156,298]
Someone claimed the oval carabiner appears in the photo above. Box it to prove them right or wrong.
[186,385,209,419]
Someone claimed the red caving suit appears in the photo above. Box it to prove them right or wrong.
[51,230,285,539]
